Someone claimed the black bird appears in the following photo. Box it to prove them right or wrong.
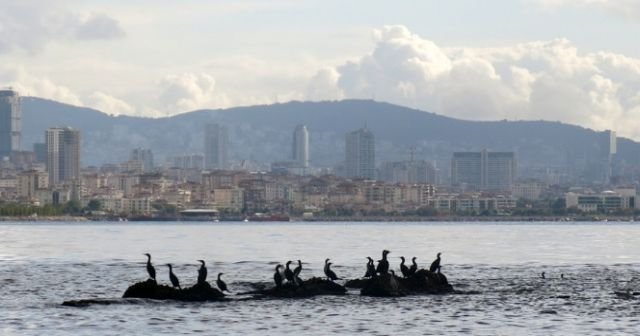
[400,256,410,278]
[325,261,339,281]
[167,264,180,289]
[217,273,229,293]
[376,250,390,275]
[390,270,396,277]
[274,264,284,288]
[293,260,303,278]
[429,252,441,273]
[408,257,418,276]
[197,260,207,284]
[284,260,295,282]
[144,253,156,280]
[541,272,546,279]
[364,257,376,278]
[560,273,564,280]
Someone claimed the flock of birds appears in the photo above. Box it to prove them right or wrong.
[142,250,444,292]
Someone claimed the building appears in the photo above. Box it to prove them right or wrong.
[565,189,635,212]
[130,148,154,172]
[292,125,309,168]
[46,127,81,186]
[380,160,436,184]
[345,127,375,179]
[17,170,49,201]
[204,123,228,170]
[33,143,47,162]
[451,150,516,191]
[0,89,21,158]
[173,154,204,170]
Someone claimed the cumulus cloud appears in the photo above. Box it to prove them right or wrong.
[156,73,231,115]
[308,25,640,138]
[0,64,82,105]
[0,1,124,54]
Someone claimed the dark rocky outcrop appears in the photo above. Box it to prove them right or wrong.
[357,269,454,297]
[246,277,347,298]
[122,279,226,301]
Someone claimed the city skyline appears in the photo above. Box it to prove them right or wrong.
[1,1,640,140]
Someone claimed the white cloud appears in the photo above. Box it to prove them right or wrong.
[0,64,82,106]
[156,73,231,115]
[0,1,124,54]
[86,91,134,116]
[308,25,640,138]
[533,0,640,21]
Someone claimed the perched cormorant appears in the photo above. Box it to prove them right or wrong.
[293,260,303,278]
[144,253,156,280]
[284,261,295,282]
[216,273,229,293]
[325,262,339,281]
[274,264,284,288]
[429,252,441,273]
[167,264,180,289]
[400,256,410,278]
[376,250,390,275]
[541,272,546,279]
[364,257,376,278]
[197,260,207,284]
[560,273,564,280]
[408,257,418,276]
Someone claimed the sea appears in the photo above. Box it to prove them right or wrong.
[0,222,639,335]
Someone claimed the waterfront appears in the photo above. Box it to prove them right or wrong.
[1,222,639,335]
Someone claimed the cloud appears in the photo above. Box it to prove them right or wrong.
[308,25,640,138]
[0,64,82,106]
[86,91,134,116]
[0,1,124,54]
[156,73,231,115]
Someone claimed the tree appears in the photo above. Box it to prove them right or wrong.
[87,200,102,211]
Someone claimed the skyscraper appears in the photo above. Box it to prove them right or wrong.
[292,124,309,168]
[451,150,516,191]
[345,127,375,179]
[0,89,21,158]
[204,123,228,170]
[130,148,154,172]
[46,127,80,186]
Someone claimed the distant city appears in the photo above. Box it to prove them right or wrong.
[0,89,634,220]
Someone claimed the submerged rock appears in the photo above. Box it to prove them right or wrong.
[122,279,226,301]
[247,277,347,298]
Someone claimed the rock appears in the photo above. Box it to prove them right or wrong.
[246,277,347,298]
[122,279,226,301]
[62,298,144,307]
[344,278,370,289]
[360,273,406,297]
[399,269,453,294]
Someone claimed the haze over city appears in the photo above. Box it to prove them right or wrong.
[1,0,640,138]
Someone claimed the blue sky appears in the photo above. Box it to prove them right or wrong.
[1,0,640,138]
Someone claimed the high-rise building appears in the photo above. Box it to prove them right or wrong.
[0,89,21,158]
[380,160,436,184]
[204,124,228,170]
[599,130,616,185]
[130,148,154,172]
[451,150,516,191]
[292,124,309,168]
[46,127,81,186]
[345,127,375,179]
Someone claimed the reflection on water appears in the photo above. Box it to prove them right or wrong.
[0,222,639,335]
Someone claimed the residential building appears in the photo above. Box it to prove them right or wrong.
[46,127,80,186]
[204,123,228,169]
[451,150,516,191]
[130,148,154,172]
[380,160,436,184]
[345,127,375,179]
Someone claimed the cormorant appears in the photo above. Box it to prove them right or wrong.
[274,264,284,288]
[400,256,410,278]
[541,272,546,279]
[284,261,295,282]
[217,273,229,293]
[293,260,302,278]
[197,260,207,284]
[375,250,390,275]
[144,253,156,280]
[429,252,441,273]
[390,270,396,277]
[364,257,376,278]
[560,273,564,280]
[408,257,418,276]
[167,264,180,289]
[325,262,339,281]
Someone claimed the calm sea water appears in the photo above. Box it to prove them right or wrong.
[0,222,639,335]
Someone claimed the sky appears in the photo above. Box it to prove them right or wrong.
[1,0,640,138]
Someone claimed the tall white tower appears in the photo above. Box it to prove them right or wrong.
[292,124,309,168]
[0,89,21,158]
[204,123,228,170]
